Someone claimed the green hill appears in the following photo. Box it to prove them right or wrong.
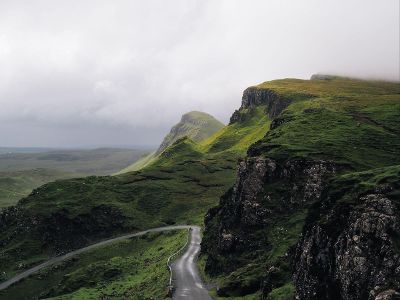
[0,105,269,290]
[201,76,400,299]
[157,111,225,154]
[0,148,150,207]
[0,76,399,299]
[117,111,224,174]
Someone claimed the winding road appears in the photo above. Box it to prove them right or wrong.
[0,225,211,300]
[171,226,212,300]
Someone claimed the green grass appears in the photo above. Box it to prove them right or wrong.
[209,290,261,300]
[200,106,271,153]
[0,105,269,280]
[250,78,400,170]
[0,230,187,300]
[159,111,225,151]
[115,151,157,174]
[1,76,399,299]
[0,148,150,207]
[309,164,400,219]
[0,169,77,208]
[202,77,400,299]
[267,283,295,300]
[117,111,225,174]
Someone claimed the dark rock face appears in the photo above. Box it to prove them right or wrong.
[229,88,291,124]
[203,153,400,299]
[203,155,337,277]
[294,191,400,300]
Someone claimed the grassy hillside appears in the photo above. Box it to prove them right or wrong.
[0,148,150,207]
[249,77,400,169]
[0,169,76,208]
[0,106,270,282]
[201,76,400,299]
[0,230,187,300]
[157,111,225,153]
[116,151,157,174]
[1,76,398,299]
[117,111,224,174]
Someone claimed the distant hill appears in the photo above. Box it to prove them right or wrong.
[156,111,224,154]
[1,76,399,299]
[0,148,150,207]
[117,111,224,174]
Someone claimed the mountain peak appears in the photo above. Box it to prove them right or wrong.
[156,111,224,154]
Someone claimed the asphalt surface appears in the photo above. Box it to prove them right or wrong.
[172,226,212,300]
[0,225,192,291]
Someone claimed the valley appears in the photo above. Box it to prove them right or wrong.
[0,76,399,299]
[0,148,151,207]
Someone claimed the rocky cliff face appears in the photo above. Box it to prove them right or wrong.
[203,151,400,299]
[294,186,400,300]
[229,87,291,124]
[202,155,337,295]
[202,78,400,299]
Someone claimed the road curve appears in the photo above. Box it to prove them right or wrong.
[172,226,212,300]
[0,225,192,291]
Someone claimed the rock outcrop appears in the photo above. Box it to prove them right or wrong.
[203,78,400,299]
[203,152,400,299]
[229,88,291,124]
[294,187,400,300]
[202,156,337,293]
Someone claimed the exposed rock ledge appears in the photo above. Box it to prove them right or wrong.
[230,88,291,124]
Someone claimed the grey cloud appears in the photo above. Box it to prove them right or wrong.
[0,0,398,147]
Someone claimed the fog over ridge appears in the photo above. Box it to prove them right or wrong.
[0,0,398,147]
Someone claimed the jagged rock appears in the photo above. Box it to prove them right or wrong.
[293,192,400,300]
[229,88,291,124]
[374,290,400,300]
[203,157,337,277]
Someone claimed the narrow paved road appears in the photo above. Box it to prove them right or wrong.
[172,226,212,300]
[0,225,192,291]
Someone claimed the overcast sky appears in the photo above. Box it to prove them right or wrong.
[0,0,398,147]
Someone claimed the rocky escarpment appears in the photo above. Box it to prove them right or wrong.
[203,77,400,299]
[202,155,337,296]
[229,87,291,124]
[203,156,400,299]
[294,184,400,300]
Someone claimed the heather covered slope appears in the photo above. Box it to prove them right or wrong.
[201,76,400,300]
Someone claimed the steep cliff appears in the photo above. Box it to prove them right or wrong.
[229,87,292,124]
[294,166,400,300]
[202,77,400,299]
